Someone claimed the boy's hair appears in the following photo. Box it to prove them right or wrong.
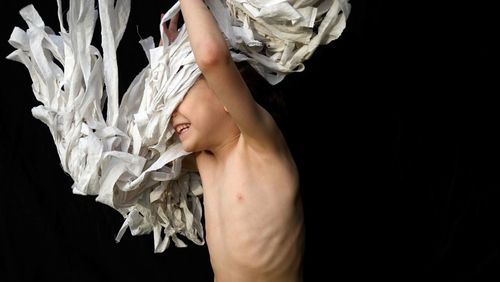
[236,61,287,128]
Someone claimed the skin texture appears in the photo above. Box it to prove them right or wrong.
[168,1,304,281]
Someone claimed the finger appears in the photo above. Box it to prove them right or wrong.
[169,12,179,32]
[161,13,168,31]
[159,13,165,46]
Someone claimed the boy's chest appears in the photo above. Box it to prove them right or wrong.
[197,158,254,190]
[196,151,265,196]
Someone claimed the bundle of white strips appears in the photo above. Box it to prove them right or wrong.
[7,0,350,252]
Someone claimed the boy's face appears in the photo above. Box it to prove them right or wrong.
[171,77,229,152]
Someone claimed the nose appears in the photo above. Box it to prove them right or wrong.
[170,109,178,127]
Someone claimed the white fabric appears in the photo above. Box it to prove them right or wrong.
[209,0,351,84]
[7,0,349,252]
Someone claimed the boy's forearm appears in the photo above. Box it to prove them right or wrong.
[179,0,229,66]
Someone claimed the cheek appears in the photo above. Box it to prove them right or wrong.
[194,107,226,132]
[193,107,213,127]
[177,101,193,116]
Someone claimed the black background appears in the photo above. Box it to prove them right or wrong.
[1,1,498,281]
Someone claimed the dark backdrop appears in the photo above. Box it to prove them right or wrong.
[1,1,498,281]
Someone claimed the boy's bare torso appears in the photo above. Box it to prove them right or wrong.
[196,134,304,282]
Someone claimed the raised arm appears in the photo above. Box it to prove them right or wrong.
[179,0,278,147]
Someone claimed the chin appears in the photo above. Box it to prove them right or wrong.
[180,140,199,153]
[181,143,194,153]
[179,131,206,153]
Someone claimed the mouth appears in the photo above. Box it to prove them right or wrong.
[174,123,191,136]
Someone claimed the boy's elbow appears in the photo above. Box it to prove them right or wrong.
[195,42,230,71]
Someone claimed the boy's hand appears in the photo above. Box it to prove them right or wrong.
[160,12,180,46]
